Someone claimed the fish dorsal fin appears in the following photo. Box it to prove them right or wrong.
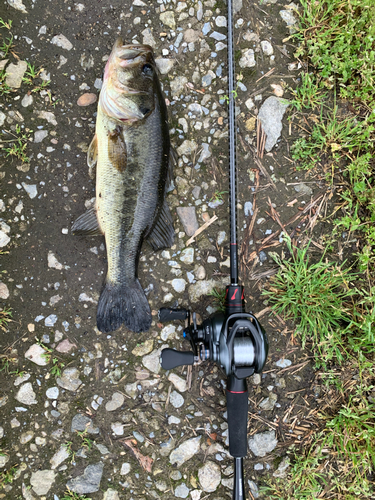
[108,128,127,173]
[72,207,103,236]
[147,200,174,251]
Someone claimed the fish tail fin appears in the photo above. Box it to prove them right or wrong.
[96,280,151,333]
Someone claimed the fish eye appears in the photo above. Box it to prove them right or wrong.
[142,63,153,76]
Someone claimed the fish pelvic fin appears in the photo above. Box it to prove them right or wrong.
[72,207,102,236]
[97,279,151,333]
[147,200,174,251]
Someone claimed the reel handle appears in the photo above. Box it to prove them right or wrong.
[158,307,189,322]
[160,348,195,370]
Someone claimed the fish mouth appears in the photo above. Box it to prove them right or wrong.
[114,40,154,68]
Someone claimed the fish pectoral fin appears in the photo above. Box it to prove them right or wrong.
[87,134,98,179]
[147,200,174,251]
[108,132,127,173]
[72,207,103,236]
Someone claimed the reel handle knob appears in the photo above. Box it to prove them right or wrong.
[160,348,195,370]
[158,307,189,322]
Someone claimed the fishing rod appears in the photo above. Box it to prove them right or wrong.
[158,1,269,498]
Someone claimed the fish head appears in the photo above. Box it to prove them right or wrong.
[100,39,158,122]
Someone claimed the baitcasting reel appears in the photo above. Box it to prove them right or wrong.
[159,284,268,500]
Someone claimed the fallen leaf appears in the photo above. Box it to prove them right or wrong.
[120,439,153,473]
[77,93,97,106]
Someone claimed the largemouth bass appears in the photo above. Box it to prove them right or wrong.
[72,39,174,333]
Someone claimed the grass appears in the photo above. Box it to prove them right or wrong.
[2,124,31,164]
[290,0,375,274]
[262,0,375,497]
[0,308,12,331]
[50,357,65,378]
[61,489,91,500]
[262,361,375,499]
[0,16,14,58]
[289,72,326,111]
[22,63,42,85]
[207,287,226,312]
[294,0,375,106]
[0,70,11,96]
[0,464,18,487]
[263,237,357,366]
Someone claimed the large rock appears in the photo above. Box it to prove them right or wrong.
[7,0,27,12]
[170,436,201,467]
[50,444,70,469]
[198,461,221,492]
[30,470,56,496]
[176,207,199,237]
[56,367,82,392]
[71,414,100,435]
[0,282,9,299]
[51,34,73,50]
[15,383,37,405]
[188,280,223,303]
[66,463,104,494]
[258,97,289,152]
[25,344,49,366]
[248,430,278,457]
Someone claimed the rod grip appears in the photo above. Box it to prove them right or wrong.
[160,348,195,370]
[158,307,189,322]
[226,389,248,458]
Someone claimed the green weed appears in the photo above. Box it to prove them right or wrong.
[61,488,91,500]
[263,237,356,366]
[289,72,325,111]
[262,374,375,499]
[63,441,76,464]
[0,34,13,57]
[292,106,373,171]
[0,18,12,30]
[294,0,375,106]
[0,70,11,96]
[208,287,226,312]
[76,429,93,451]
[31,79,50,93]
[2,124,31,163]
[0,464,18,487]
[0,308,12,331]
[22,63,42,85]
[210,190,228,203]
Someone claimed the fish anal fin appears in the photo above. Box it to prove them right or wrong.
[108,128,127,173]
[72,207,103,236]
[147,200,174,251]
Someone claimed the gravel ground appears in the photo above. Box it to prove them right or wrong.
[0,0,326,498]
